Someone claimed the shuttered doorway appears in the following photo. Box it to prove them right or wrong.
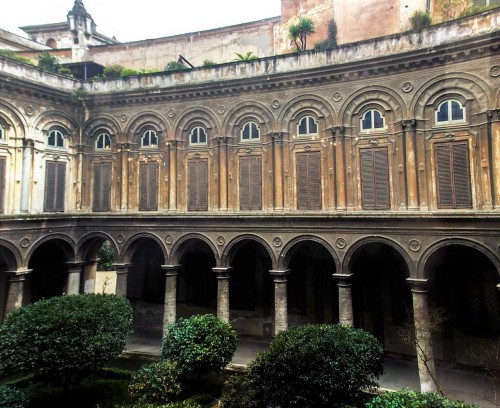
[44,161,66,212]
[296,151,321,210]
[139,162,158,211]
[188,158,208,211]
[0,157,5,213]
[240,156,262,211]
[93,163,111,212]
[360,147,390,210]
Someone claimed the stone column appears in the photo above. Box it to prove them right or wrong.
[407,278,438,393]
[75,143,84,211]
[272,133,284,211]
[213,267,232,323]
[332,273,354,326]
[65,262,85,295]
[217,136,229,211]
[162,265,180,335]
[269,270,290,334]
[119,143,130,211]
[20,139,34,212]
[83,258,99,294]
[488,110,500,209]
[168,141,178,211]
[332,127,346,211]
[4,269,31,317]
[402,120,419,210]
[114,263,131,297]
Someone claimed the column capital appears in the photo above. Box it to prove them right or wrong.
[6,269,32,281]
[65,261,86,268]
[488,109,500,122]
[212,267,232,278]
[332,273,353,281]
[162,264,181,276]
[270,131,284,141]
[401,119,416,131]
[407,278,429,292]
[113,263,132,274]
[330,126,346,138]
[269,269,290,282]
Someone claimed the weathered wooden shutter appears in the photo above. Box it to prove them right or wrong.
[188,159,208,211]
[436,141,472,209]
[139,162,158,211]
[93,163,111,212]
[0,157,5,213]
[360,148,390,210]
[296,152,321,210]
[44,161,66,212]
[240,156,262,211]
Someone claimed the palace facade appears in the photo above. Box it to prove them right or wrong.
[0,2,499,394]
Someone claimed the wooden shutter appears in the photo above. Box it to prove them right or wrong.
[0,157,5,213]
[296,152,321,210]
[188,159,208,211]
[436,141,472,209]
[93,163,111,212]
[139,162,158,211]
[360,148,390,210]
[240,156,262,211]
[44,161,66,212]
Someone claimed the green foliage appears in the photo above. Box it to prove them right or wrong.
[37,52,61,72]
[128,360,182,404]
[0,386,29,408]
[233,52,258,62]
[98,241,117,271]
[366,389,480,408]
[219,372,262,408]
[165,61,185,71]
[115,400,202,408]
[161,314,237,378]
[238,324,384,408]
[314,19,338,51]
[0,50,34,65]
[289,17,316,51]
[0,294,133,391]
[409,10,432,30]
[202,59,216,67]
[103,64,125,78]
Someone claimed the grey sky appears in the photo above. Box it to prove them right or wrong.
[0,0,282,42]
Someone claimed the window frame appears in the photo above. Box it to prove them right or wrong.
[297,115,318,137]
[360,109,386,132]
[95,132,112,150]
[241,121,261,142]
[140,128,159,148]
[0,122,5,143]
[47,128,65,148]
[189,126,208,145]
[435,99,466,125]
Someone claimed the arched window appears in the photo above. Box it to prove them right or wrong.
[241,121,260,141]
[95,132,111,149]
[0,123,5,142]
[46,38,57,49]
[47,128,64,148]
[298,116,318,136]
[435,99,465,124]
[141,129,158,148]
[190,126,207,145]
[361,109,385,131]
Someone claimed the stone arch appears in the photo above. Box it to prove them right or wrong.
[410,73,492,120]
[0,100,28,140]
[169,233,220,265]
[339,86,406,125]
[33,110,78,142]
[222,101,275,136]
[278,94,335,134]
[278,234,340,271]
[77,231,119,261]
[418,238,500,279]
[84,114,122,139]
[174,106,221,140]
[343,236,414,276]
[120,232,168,264]
[126,111,170,143]
[26,234,77,264]
[221,234,277,269]
[0,239,22,270]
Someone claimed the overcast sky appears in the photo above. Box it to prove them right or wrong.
[0,0,282,42]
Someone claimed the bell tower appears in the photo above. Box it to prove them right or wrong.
[67,0,95,62]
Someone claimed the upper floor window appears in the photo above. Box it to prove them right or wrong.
[190,126,207,145]
[435,99,465,124]
[141,129,158,148]
[95,132,111,149]
[298,116,318,136]
[47,128,64,148]
[241,121,260,141]
[0,123,5,142]
[361,109,385,131]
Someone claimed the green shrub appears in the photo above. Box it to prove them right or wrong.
[409,10,432,30]
[0,294,133,393]
[128,360,182,404]
[202,59,216,67]
[245,324,384,408]
[0,386,29,408]
[103,64,125,78]
[98,241,116,271]
[0,50,34,65]
[165,61,185,71]
[366,389,479,408]
[219,372,262,408]
[161,314,237,378]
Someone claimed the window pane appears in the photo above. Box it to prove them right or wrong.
[451,101,464,121]
[150,132,158,146]
[373,110,384,128]
[361,111,372,130]
[242,123,250,140]
[308,117,317,134]
[199,128,206,143]
[437,102,449,122]
[298,117,308,135]
[56,132,64,147]
[191,132,197,144]
[250,122,259,139]
[0,125,4,141]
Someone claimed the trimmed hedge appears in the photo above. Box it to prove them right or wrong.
[0,386,29,408]
[366,389,479,408]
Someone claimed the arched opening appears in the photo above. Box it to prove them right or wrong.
[177,239,217,318]
[0,245,17,322]
[350,242,412,355]
[426,245,500,368]
[79,236,117,294]
[286,241,338,326]
[45,38,57,48]
[28,239,74,302]
[229,240,273,338]
[127,238,165,332]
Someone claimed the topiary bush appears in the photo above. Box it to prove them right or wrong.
[0,294,133,394]
[161,314,237,379]
[366,389,479,408]
[234,324,384,408]
[219,372,262,408]
[0,386,29,408]
[128,360,182,404]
